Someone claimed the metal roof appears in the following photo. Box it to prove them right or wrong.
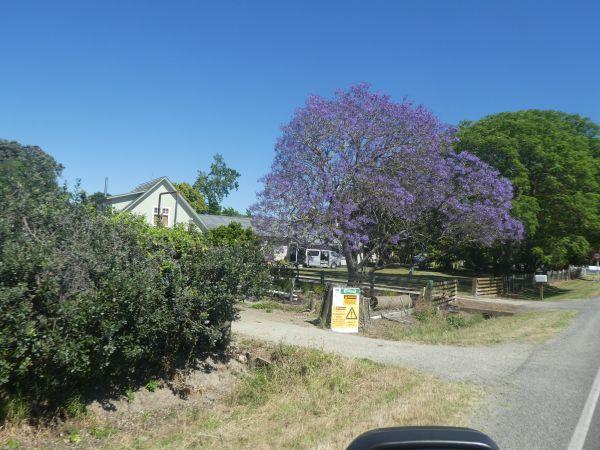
[197,214,252,230]
[131,177,166,193]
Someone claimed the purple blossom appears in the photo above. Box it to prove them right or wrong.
[251,85,523,280]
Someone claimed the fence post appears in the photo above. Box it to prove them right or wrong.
[320,270,325,286]
[369,271,375,299]
[426,280,434,303]
[472,278,478,296]
[289,276,296,302]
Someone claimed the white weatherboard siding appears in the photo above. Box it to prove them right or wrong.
[104,176,253,232]
[105,177,204,229]
[105,193,142,211]
[129,181,197,227]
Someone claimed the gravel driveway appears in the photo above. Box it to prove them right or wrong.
[233,307,532,383]
[234,297,600,449]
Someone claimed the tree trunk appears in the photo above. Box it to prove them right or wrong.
[342,240,359,285]
[318,285,333,327]
[341,240,370,329]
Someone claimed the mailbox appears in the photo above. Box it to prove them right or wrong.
[534,274,548,283]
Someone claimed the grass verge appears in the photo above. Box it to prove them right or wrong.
[140,342,479,449]
[366,310,576,346]
[19,342,479,449]
[249,300,307,313]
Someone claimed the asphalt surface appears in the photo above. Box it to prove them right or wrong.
[471,297,600,449]
[584,394,600,449]
[234,295,600,450]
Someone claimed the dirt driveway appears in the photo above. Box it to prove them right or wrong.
[233,307,532,383]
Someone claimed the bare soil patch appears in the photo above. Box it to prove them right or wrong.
[0,351,248,449]
[1,341,482,450]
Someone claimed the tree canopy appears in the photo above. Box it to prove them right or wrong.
[252,85,522,282]
[456,110,600,269]
[172,181,208,213]
[221,206,243,217]
[194,154,240,215]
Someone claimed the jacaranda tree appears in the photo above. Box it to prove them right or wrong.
[252,85,523,282]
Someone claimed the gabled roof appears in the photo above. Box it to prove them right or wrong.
[131,177,166,193]
[105,176,253,232]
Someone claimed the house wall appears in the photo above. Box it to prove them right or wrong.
[130,181,197,228]
[105,193,142,211]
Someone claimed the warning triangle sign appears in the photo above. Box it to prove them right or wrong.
[346,307,357,320]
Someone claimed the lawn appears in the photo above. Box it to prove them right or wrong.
[511,278,600,301]
[365,310,577,346]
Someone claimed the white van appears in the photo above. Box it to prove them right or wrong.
[305,249,343,268]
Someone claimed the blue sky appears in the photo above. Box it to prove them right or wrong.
[1,0,598,212]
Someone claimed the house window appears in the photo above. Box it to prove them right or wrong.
[153,206,169,226]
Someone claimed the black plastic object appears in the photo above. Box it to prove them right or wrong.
[346,426,499,450]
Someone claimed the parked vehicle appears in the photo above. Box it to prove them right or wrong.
[287,245,343,268]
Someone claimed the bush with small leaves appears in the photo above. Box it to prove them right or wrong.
[0,141,270,421]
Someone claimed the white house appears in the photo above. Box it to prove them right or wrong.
[104,176,252,231]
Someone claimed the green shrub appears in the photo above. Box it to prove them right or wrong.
[64,395,86,418]
[0,141,270,420]
[69,431,81,444]
[90,425,116,439]
[446,314,467,329]
[273,277,294,292]
[413,301,437,322]
[205,222,260,247]
[125,388,136,403]
[145,380,159,392]
[0,397,30,424]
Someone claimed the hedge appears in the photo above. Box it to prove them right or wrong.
[0,140,270,418]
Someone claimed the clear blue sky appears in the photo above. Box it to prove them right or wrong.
[1,0,598,212]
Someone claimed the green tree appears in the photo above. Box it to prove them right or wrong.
[221,206,242,217]
[205,222,259,247]
[194,154,240,215]
[173,181,207,213]
[80,191,108,210]
[456,110,600,269]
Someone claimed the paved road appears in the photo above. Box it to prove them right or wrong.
[584,393,600,449]
[234,296,600,449]
[470,298,600,450]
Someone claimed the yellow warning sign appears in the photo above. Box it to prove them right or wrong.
[331,287,360,333]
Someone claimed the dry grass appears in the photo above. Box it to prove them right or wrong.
[366,310,576,346]
[2,341,481,449]
[125,342,480,449]
[249,300,307,313]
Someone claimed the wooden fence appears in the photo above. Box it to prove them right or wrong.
[472,277,505,297]
[429,279,459,304]
[292,267,428,294]
[472,267,584,297]
[271,266,458,305]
